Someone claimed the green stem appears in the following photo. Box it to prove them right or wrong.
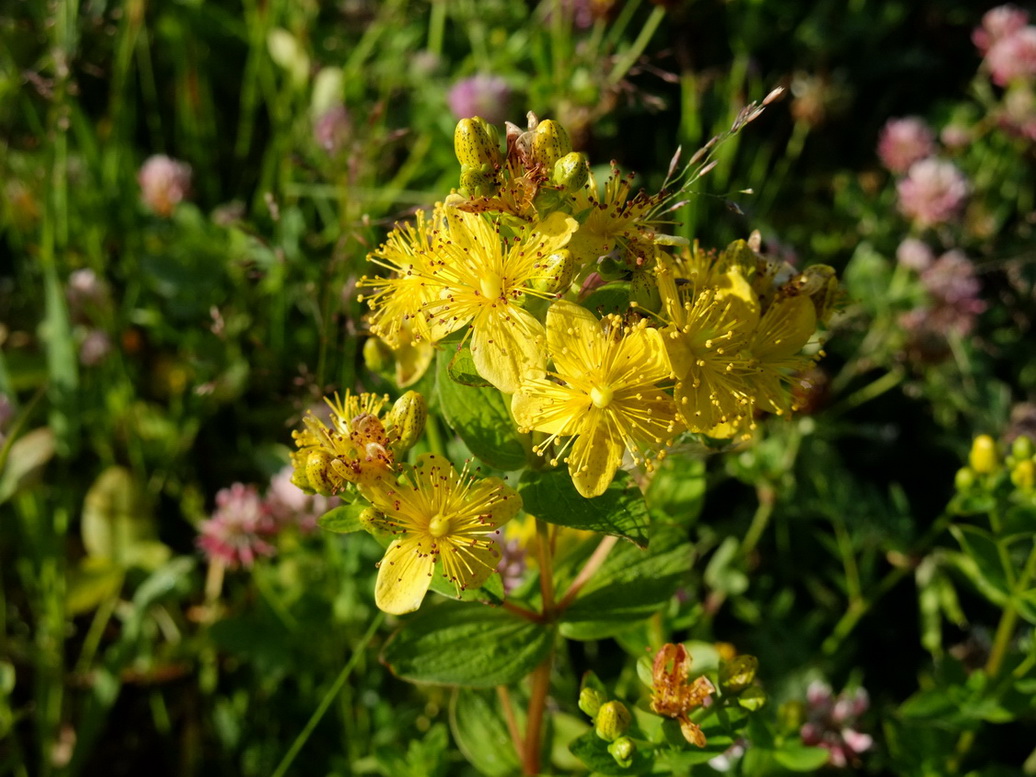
[270,613,384,777]
[608,4,665,86]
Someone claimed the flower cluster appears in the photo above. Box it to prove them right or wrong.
[360,114,837,499]
[972,5,1036,139]
[800,681,873,768]
[196,468,340,569]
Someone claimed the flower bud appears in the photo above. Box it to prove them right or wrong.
[737,685,767,711]
[608,736,635,768]
[954,467,977,491]
[388,391,427,455]
[530,249,575,295]
[631,268,662,313]
[969,434,999,474]
[363,336,394,376]
[1011,435,1034,462]
[552,151,588,191]
[594,700,632,742]
[454,117,501,170]
[719,655,759,693]
[1011,459,1035,491]
[458,167,499,198]
[578,686,605,718]
[530,119,572,171]
[305,449,339,496]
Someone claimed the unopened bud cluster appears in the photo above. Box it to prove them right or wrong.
[955,433,1036,497]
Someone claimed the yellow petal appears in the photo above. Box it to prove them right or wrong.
[511,379,585,436]
[545,300,602,379]
[753,295,816,361]
[471,304,546,393]
[569,420,623,498]
[374,537,436,615]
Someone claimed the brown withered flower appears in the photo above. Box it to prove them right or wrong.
[649,643,716,747]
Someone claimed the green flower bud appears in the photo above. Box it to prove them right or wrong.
[719,655,759,693]
[363,336,394,376]
[454,117,501,170]
[388,390,427,455]
[594,700,632,742]
[608,736,635,768]
[306,450,339,496]
[529,249,575,295]
[358,506,385,532]
[969,435,999,475]
[578,686,605,718]
[1012,435,1035,462]
[955,467,977,491]
[736,685,767,711]
[1011,459,1035,491]
[630,268,662,313]
[530,119,572,171]
[552,151,589,191]
[459,166,499,198]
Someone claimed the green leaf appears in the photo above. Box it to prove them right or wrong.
[950,525,1010,603]
[559,527,693,640]
[0,427,56,504]
[317,503,367,534]
[66,557,124,615]
[446,342,493,387]
[81,466,169,570]
[772,743,831,771]
[435,346,528,471]
[518,469,649,547]
[450,688,523,777]
[381,602,554,687]
[656,736,736,768]
[428,567,505,606]
[568,730,653,775]
[646,455,706,526]
[704,536,749,597]
[581,282,631,318]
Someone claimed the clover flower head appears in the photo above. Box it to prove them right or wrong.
[985,25,1036,86]
[265,465,339,533]
[79,330,113,367]
[974,4,1030,53]
[66,268,111,323]
[896,158,969,227]
[362,453,521,614]
[448,74,512,125]
[649,643,716,747]
[895,237,934,272]
[197,483,277,569]
[138,154,192,217]
[877,116,936,173]
[801,681,873,768]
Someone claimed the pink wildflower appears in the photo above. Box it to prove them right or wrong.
[877,117,936,173]
[896,158,969,227]
[801,681,873,768]
[138,154,192,217]
[312,104,352,155]
[895,237,934,272]
[197,483,277,568]
[66,269,111,323]
[264,465,338,534]
[447,74,511,125]
[973,5,1030,53]
[985,26,1036,86]
[79,330,112,367]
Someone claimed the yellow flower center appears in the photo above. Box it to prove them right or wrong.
[590,385,614,409]
[427,513,450,538]
[480,275,502,300]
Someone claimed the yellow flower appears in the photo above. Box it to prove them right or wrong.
[358,206,444,348]
[656,254,759,437]
[649,643,716,747]
[363,453,522,615]
[420,208,579,392]
[741,293,817,416]
[291,392,395,495]
[511,300,681,498]
[568,166,658,265]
